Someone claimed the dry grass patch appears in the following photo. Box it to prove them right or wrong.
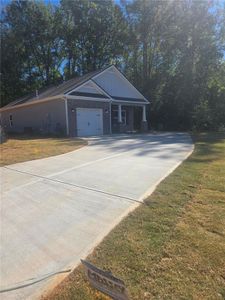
[43,133,225,300]
[0,135,87,166]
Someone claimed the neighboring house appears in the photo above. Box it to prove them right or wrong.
[0,65,149,137]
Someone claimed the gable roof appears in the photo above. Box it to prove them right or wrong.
[92,66,148,104]
[1,65,149,111]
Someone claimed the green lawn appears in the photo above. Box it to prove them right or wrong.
[0,135,87,166]
[43,133,225,300]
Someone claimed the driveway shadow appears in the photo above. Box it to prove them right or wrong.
[86,132,193,159]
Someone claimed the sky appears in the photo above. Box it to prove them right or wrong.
[1,0,122,8]
[1,0,59,7]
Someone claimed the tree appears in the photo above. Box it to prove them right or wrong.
[1,0,63,104]
[60,0,128,75]
[123,0,224,130]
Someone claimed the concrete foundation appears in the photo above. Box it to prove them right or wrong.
[141,121,148,132]
[118,122,124,133]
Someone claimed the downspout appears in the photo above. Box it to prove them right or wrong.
[63,96,69,136]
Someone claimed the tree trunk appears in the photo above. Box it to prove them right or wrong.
[143,39,148,81]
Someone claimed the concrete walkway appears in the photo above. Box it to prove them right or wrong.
[0,133,193,299]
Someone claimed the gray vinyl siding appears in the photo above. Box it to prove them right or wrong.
[67,99,110,137]
[0,99,66,135]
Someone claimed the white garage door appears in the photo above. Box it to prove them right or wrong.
[76,108,103,137]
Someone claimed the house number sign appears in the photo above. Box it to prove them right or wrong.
[81,259,129,300]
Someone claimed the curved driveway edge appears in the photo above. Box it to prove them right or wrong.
[0,133,194,299]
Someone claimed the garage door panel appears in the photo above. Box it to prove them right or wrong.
[76,108,103,137]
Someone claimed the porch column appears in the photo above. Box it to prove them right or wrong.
[142,105,147,122]
[141,105,148,132]
[118,104,122,123]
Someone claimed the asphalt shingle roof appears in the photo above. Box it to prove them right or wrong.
[4,69,103,108]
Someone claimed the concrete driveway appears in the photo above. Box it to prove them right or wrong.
[0,133,193,299]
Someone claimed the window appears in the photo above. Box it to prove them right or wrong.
[112,109,127,125]
[122,110,126,125]
[9,115,13,127]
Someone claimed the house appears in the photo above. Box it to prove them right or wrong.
[0,65,149,137]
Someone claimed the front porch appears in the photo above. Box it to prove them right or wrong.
[111,103,148,133]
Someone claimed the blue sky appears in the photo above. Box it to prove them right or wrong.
[1,0,59,6]
[1,0,122,8]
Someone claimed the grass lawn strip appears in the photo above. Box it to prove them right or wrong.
[0,135,87,166]
[42,133,224,299]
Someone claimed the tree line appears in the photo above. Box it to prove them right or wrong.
[1,0,225,130]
